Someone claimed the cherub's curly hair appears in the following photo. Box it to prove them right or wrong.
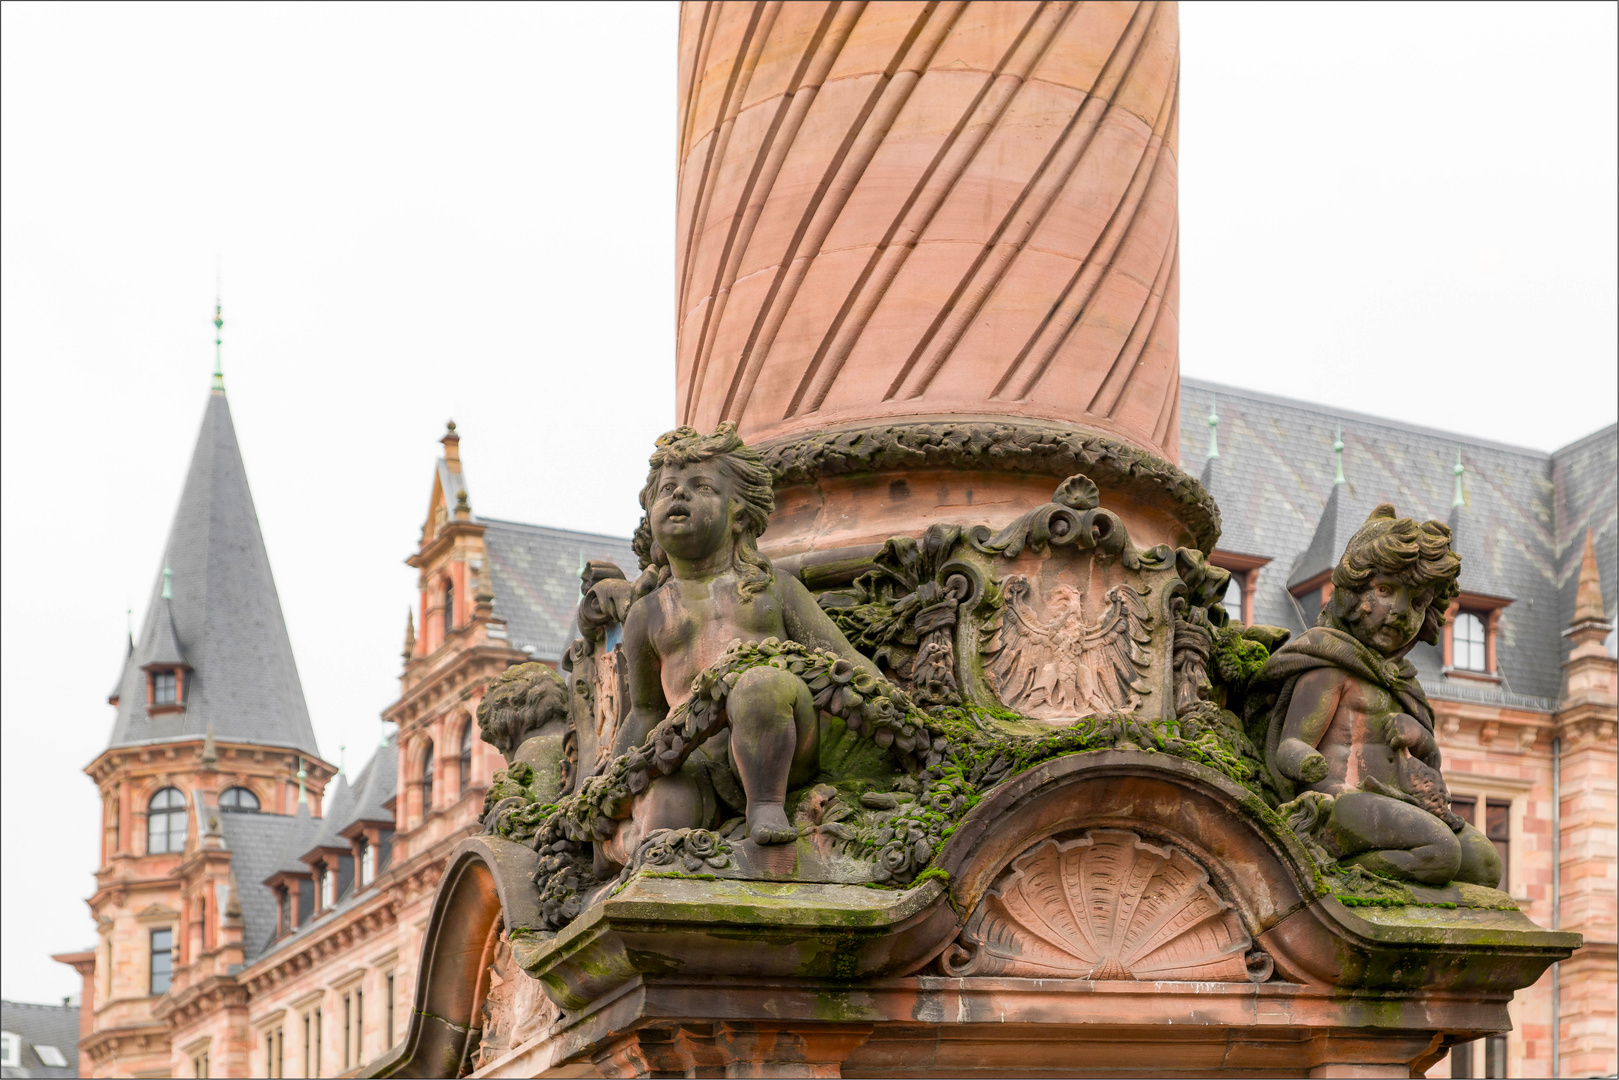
[477,662,569,759]
[633,422,775,599]
[1322,503,1461,646]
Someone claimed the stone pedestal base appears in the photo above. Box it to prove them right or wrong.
[474,977,1485,1078]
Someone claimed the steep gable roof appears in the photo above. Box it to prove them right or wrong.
[482,519,637,662]
[107,389,319,756]
[1178,379,1617,704]
[218,809,314,964]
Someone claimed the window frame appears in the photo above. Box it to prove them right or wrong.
[421,741,436,815]
[0,1033,19,1069]
[442,577,456,638]
[459,719,474,795]
[220,786,260,813]
[152,669,178,705]
[1441,594,1511,681]
[149,926,174,995]
[1209,551,1270,629]
[1452,611,1487,672]
[147,786,187,855]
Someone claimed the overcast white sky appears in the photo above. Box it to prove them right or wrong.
[2,2,1614,1004]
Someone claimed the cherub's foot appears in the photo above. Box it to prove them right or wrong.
[747,804,798,846]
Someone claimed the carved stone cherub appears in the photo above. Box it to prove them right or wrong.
[1259,505,1500,886]
[612,423,883,851]
[477,662,572,803]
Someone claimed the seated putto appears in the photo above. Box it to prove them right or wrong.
[1260,504,1500,887]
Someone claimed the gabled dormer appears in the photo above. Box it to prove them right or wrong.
[142,568,190,714]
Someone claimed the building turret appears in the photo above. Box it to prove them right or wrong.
[72,353,334,1078]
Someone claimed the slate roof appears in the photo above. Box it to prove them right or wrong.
[303,774,354,857]
[1,999,80,1078]
[106,390,319,756]
[217,809,314,964]
[1180,379,1618,708]
[481,518,638,662]
[343,735,398,828]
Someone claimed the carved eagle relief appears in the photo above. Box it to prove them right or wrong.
[984,575,1152,719]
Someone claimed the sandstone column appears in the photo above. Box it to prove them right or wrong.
[675,1,1198,557]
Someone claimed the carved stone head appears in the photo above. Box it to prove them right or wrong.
[478,662,570,763]
[1323,504,1461,655]
[633,422,775,598]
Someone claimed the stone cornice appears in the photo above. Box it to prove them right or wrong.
[759,419,1221,553]
[387,643,523,726]
[157,973,250,1028]
[406,519,486,570]
[80,1022,170,1065]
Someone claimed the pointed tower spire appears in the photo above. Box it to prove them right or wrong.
[1332,425,1346,485]
[1452,450,1466,509]
[1574,529,1607,625]
[212,296,224,393]
[1205,397,1220,460]
[107,385,319,756]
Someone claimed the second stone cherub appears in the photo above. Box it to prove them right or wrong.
[1260,504,1500,887]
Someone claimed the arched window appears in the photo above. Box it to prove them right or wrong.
[219,787,259,813]
[442,579,455,637]
[459,721,473,795]
[421,742,435,813]
[147,787,186,854]
[1454,612,1487,672]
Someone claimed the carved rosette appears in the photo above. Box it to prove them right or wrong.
[943,829,1267,982]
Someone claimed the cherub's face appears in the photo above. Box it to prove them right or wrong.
[1349,572,1428,655]
[651,461,736,562]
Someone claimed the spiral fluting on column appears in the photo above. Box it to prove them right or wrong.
[677,0,1180,462]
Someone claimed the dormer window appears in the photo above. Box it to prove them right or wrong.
[147,668,184,708]
[220,787,260,813]
[1442,594,1510,679]
[1453,612,1487,672]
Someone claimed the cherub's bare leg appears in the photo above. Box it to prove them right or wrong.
[1455,821,1504,888]
[1328,792,1463,885]
[728,666,817,844]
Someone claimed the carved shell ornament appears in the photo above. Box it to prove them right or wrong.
[944,829,1270,982]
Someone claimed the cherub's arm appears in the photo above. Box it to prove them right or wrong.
[778,574,883,680]
[1276,667,1347,784]
[614,594,669,758]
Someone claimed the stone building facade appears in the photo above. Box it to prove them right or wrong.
[59,377,1613,1078]
[1184,380,1616,1080]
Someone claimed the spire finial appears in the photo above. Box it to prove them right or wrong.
[211,284,224,392]
[296,757,308,806]
[162,564,173,600]
[1573,528,1607,624]
[1451,450,1466,509]
[339,742,346,776]
[1332,425,1346,485]
[1205,396,1220,460]
[201,722,218,769]
[380,719,391,748]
